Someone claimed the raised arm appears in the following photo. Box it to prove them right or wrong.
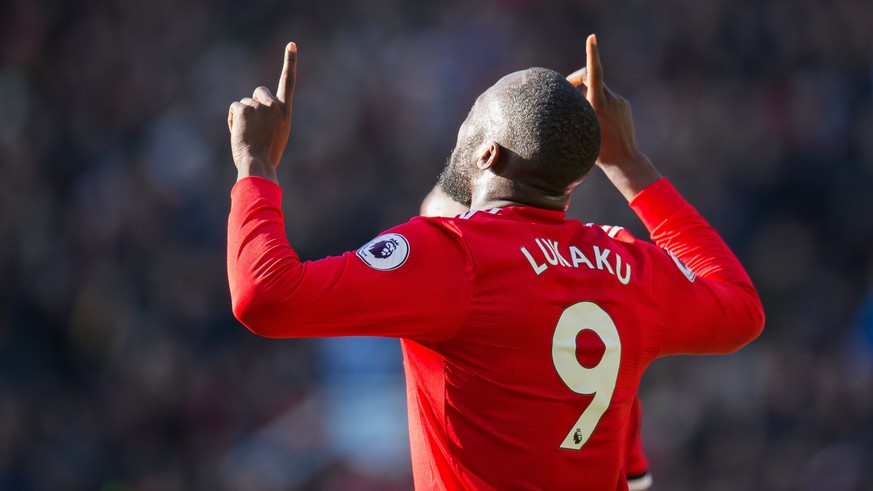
[225,43,473,343]
[567,35,662,201]
[570,35,764,354]
[227,42,297,183]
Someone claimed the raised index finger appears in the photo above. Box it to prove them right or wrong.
[277,42,297,104]
[585,34,604,100]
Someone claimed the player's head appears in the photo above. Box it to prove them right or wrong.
[438,67,600,209]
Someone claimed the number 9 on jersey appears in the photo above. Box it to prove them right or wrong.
[552,302,622,450]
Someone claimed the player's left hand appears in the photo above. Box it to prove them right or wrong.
[228,42,297,183]
[566,35,661,201]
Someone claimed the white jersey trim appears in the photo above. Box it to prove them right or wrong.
[666,249,696,282]
[585,223,625,239]
[627,472,653,491]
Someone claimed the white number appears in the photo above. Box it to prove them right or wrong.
[552,302,621,450]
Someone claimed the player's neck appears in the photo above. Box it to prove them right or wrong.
[471,187,569,212]
[471,174,570,212]
[471,196,569,212]
[471,197,529,210]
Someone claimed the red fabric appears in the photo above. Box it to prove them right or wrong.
[227,177,764,491]
[623,397,649,477]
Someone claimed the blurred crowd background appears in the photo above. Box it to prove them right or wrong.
[2,0,872,489]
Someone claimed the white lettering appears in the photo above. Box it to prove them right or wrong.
[536,238,559,266]
[546,239,572,267]
[593,246,614,274]
[522,238,632,284]
[615,254,631,285]
[521,246,548,275]
[569,246,594,269]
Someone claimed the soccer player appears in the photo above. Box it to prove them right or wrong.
[226,35,764,490]
[420,186,652,491]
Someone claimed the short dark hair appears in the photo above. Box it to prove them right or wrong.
[488,68,600,191]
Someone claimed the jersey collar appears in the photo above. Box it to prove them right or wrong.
[459,206,567,224]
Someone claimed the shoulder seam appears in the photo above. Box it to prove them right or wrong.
[413,217,476,345]
[439,219,476,345]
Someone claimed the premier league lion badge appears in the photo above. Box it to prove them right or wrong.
[356,233,410,271]
[666,249,696,282]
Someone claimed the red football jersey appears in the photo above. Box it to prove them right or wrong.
[227,177,764,490]
[624,398,651,490]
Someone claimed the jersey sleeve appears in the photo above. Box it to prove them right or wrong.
[623,397,649,478]
[227,177,474,344]
[630,179,765,356]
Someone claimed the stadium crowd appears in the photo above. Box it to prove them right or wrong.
[0,0,871,489]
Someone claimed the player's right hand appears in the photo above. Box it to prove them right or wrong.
[228,42,297,182]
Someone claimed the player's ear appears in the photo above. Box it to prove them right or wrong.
[476,141,501,170]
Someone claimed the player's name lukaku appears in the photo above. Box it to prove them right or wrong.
[520,237,631,284]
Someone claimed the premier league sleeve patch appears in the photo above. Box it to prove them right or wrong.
[666,249,696,282]
[356,233,410,271]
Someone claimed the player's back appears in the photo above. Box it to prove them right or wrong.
[401,206,663,491]
[228,177,763,490]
